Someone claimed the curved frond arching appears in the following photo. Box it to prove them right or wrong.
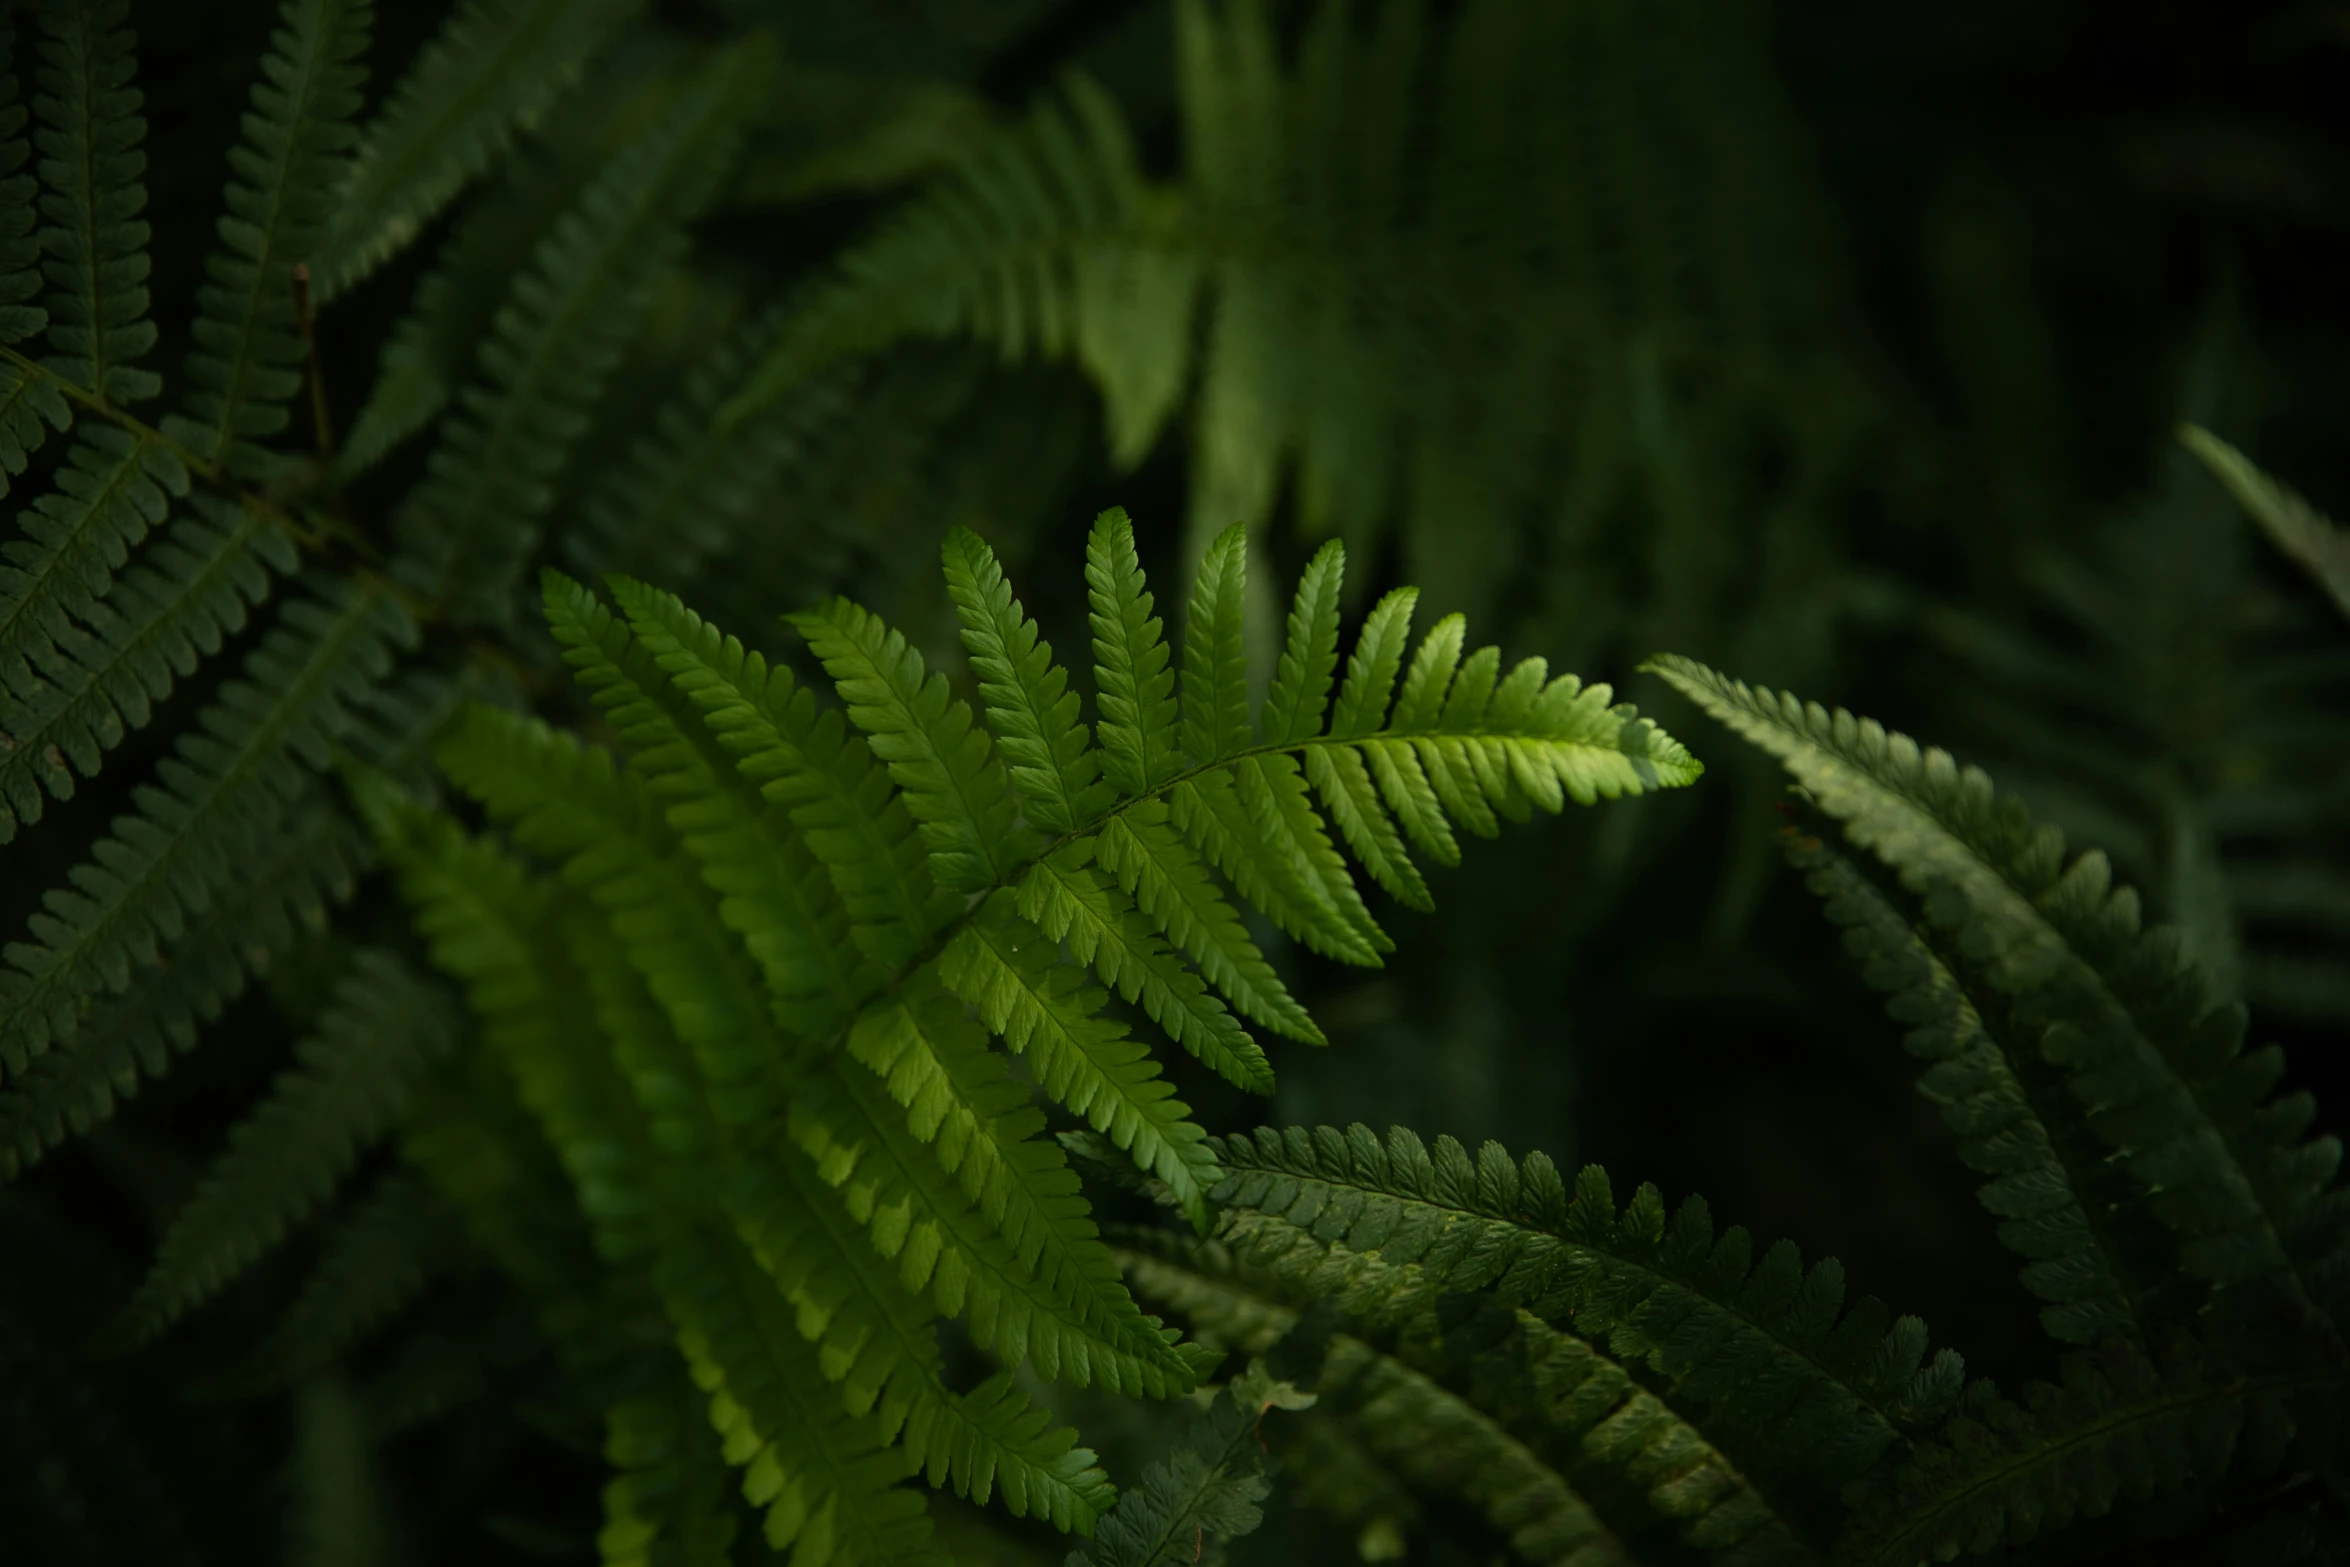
[313,0,642,300]
[120,948,458,1341]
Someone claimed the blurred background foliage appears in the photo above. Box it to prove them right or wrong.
[5,0,2349,1559]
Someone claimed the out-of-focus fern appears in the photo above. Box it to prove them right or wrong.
[1064,1359,1306,1567]
[2187,425,2350,622]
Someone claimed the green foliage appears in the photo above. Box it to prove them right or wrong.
[2186,425,2350,622]
[1065,1360,1306,1567]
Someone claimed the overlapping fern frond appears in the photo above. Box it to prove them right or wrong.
[346,512,1691,1553]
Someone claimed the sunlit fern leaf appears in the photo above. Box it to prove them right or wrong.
[1646,654,2350,1331]
[565,302,851,587]
[939,893,1219,1222]
[391,38,768,624]
[1017,847,1274,1093]
[844,973,1188,1409]
[599,1377,741,1567]
[234,1168,457,1387]
[0,493,295,840]
[1836,1333,2342,1567]
[603,574,954,970]
[1787,834,2167,1344]
[1210,1124,1965,1524]
[791,593,1036,890]
[943,524,1113,836]
[314,0,644,300]
[157,0,369,480]
[1065,1359,1303,1567]
[0,576,412,1073]
[2184,424,2350,622]
[0,426,187,731]
[1086,507,1182,797]
[1179,522,1253,766]
[119,948,458,1341]
[1262,539,1343,746]
[32,0,156,405]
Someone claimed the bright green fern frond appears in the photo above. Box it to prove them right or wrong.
[938,893,1219,1223]
[1261,539,1343,745]
[119,946,457,1340]
[1087,507,1182,796]
[0,493,295,841]
[1066,1359,1301,1567]
[1329,587,1417,741]
[1092,801,1320,1045]
[1018,846,1273,1093]
[1212,1124,1965,1523]
[1179,521,1252,765]
[314,0,643,299]
[599,1377,741,1567]
[916,1371,1115,1537]
[32,0,157,404]
[156,0,370,478]
[785,1053,1201,1398]
[2183,424,2350,622]
[1788,833,2166,1345]
[545,570,864,1033]
[0,577,410,1073]
[1646,653,2350,1330]
[1170,767,1381,965]
[943,524,1112,835]
[845,970,1190,1405]
[391,38,766,623]
[791,593,1035,890]
[1836,1333,2342,1567]
[607,576,953,970]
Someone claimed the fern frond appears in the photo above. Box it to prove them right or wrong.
[943,524,1112,836]
[845,971,1194,1404]
[1092,801,1322,1045]
[608,577,953,970]
[0,577,411,1073]
[0,427,187,721]
[1788,833,2165,1344]
[240,1169,455,1384]
[599,1377,741,1567]
[0,24,70,488]
[119,948,457,1340]
[157,0,369,477]
[1647,654,2350,1329]
[391,39,766,623]
[1179,522,1253,765]
[0,493,294,841]
[785,1054,1202,1398]
[1086,509,1185,800]
[939,895,1219,1222]
[32,0,156,404]
[1837,1333,2342,1567]
[791,594,1035,890]
[1066,1359,1300,1567]
[0,792,368,1174]
[314,0,642,299]
[1262,539,1343,745]
[1212,1124,1964,1521]
[2183,424,2350,621]
[1017,847,1273,1093]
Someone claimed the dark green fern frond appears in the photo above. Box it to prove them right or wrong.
[119,948,458,1340]
[2185,425,2350,622]
[314,0,643,300]
[1065,1359,1304,1567]
[235,1169,458,1386]
[0,22,70,491]
[32,0,156,405]
[158,0,370,478]
[1837,1332,2344,1567]
[0,492,296,840]
[1785,834,2172,1345]
[0,577,412,1073]
[599,1376,741,1567]
[390,37,767,623]
[1210,1123,1964,1528]
[1648,654,2350,1334]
